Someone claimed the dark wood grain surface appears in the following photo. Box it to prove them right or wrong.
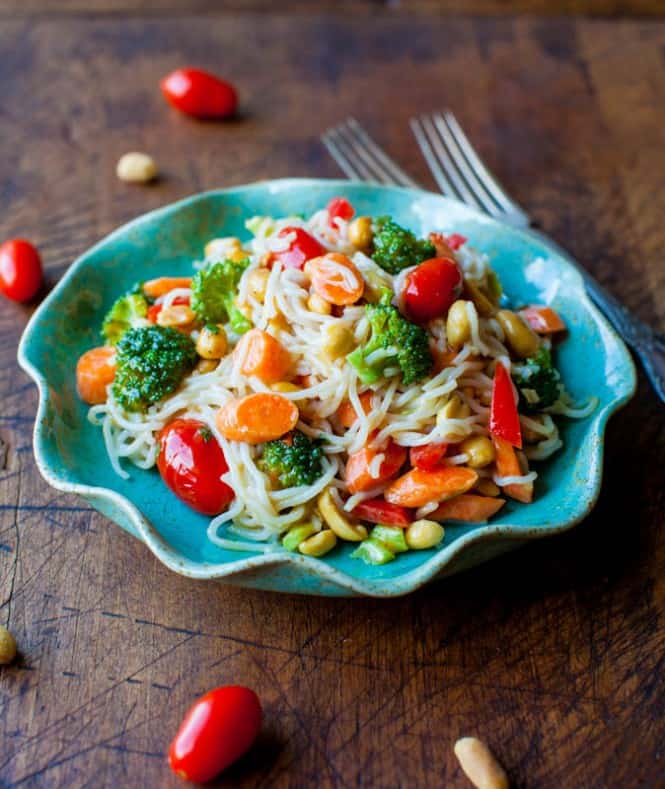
[1,7,664,788]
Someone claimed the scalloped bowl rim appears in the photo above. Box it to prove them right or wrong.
[17,178,637,597]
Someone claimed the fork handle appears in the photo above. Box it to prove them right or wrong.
[526,229,665,403]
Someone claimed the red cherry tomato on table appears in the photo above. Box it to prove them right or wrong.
[327,196,355,227]
[161,68,238,119]
[157,419,235,515]
[0,239,43,303]
[269,227,326,270]
[169,685,262,783]
[409,442,448,471]
[402,257,462,323]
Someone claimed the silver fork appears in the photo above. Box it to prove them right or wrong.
[321,115,665,403]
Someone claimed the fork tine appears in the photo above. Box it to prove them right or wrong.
[321,129,368,181]
[345,119,419,188]
[419,114,486,209]
[335,121,397,185]
[431,112,502,216]
[409,116,457,198]
[443,110,529,220]
[323,126,388,183]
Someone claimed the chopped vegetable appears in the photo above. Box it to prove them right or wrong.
[494,437,533,503]
[430,494,506,522]
[402,257,462,323]
[0,239,43,303]
[489,362,522,448]
[345,439,407,494]
[370,525,408,553]
[76,346,117,405]
[147,295,189,324]
[352,497,413,527]
[260,430,324,488]
[520,305,566,334]
[512,347,563,413]
[143,276,192,299]
[409,443,448,471]
[101,288,149,345]
[282,523,316,551]
[234,328,291,383]
[215,393,299,444]
[336,391,374,428]
[384,466,478,508]
[347,289,433,385]
[371,217,436,274]
[351,537,395,565]
[191,258,251,334]
[161,67,238,120]
[270,227,326,270]
[445,233,467,250]
[306,253,364,306]
[327,196,355,227]
[112,325,197,412]
[168,686,262,782]
[157,419,234,515]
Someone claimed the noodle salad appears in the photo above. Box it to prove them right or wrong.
[75,197,594,565]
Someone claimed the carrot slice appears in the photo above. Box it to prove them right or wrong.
[336,391,374,428]
[306,253,364,306]
[215,393,299,444]
[384,466,478,508]
[493,436,533,503]
[234,329,292,384]
[345,439,407,494]
[519,305,566,334]
[76,346,116,405]
[430,494,506,523]
[143,277,192,298]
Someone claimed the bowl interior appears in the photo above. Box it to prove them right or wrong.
[19,180,636,592]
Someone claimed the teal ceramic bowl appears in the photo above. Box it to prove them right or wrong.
[18,179,636,597]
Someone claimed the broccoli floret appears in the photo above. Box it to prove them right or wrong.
[513,347,563,412]
[101,289,149,345]
[371,217,436,275]
[260,431,324,488]
[347,290,433,385]
[191,258,252,334]
[112,325,198,412]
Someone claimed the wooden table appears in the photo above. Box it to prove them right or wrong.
[1,4,664,787]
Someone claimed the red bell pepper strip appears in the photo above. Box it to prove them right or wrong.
[327,197,355,227]
[352,498,414,527]
[489,362,522,448]
[270,227,326,270]
[409,443,448,471]
[445,233,467,250]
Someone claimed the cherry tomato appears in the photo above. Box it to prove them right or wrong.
[147,296,190,324]
[270,227,326,270]
[327,196,355,227]
[161,68,238,119]
[0,239,43,303]
[169,685,262,783]
[352,498,413,527]
[402,257,462,323]
[489,362,522,449]
[157,419,235,515]
[409,442,448,471]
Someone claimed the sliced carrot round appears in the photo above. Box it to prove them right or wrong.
[345,439,407,494]
[215,393,299,444]
[384,466,478,508]
[143,276,192,299]
[76,346,116,405]
[234,329,292,384]
[306,253,364,306]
